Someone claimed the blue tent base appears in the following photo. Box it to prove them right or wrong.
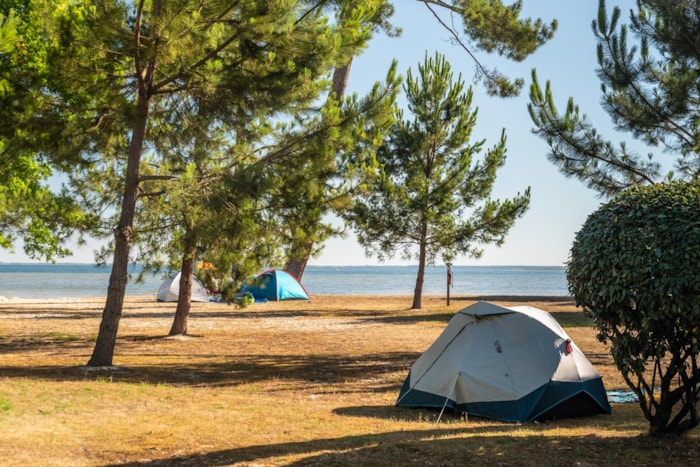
[396,376,612,423]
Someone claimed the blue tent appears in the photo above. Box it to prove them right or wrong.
[241,269,310,301]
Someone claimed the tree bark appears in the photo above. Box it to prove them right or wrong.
[87,0,160,366]
[331,60,352,100]
[169,242,195,335]
[412,227,428,310]
[87,93,151,366]
[285,252,309,280]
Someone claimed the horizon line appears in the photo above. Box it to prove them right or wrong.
[0,261,566,268]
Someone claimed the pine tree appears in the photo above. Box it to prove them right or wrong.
[347,52,530,309]
[32,0,369,365]
[121,2,397,335]
[528,0,700,195]
[421,0,557,97]
[528,1,700,435]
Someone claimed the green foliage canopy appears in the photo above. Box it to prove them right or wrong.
[424,0,557,97]
[568,182,700,435]
[36,0,379,363]
[0,1,92,261]
[529,0,700,197]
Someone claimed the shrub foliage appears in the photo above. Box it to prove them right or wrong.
[568,182,700,435]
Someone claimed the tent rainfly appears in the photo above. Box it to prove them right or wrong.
[156,272,209,303]
[396,301,612,423]
[241,269,309,301]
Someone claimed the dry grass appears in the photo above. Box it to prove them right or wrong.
[0,294,697,466]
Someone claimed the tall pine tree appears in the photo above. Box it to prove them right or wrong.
[35,0,370,366]
[347,52,530,309]
[528,0,700,436]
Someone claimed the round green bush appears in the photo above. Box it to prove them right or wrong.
[568,181,700,434]
[569,182,700,326]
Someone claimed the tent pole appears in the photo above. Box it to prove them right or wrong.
[436,376,459,425]
[436,396,451,425]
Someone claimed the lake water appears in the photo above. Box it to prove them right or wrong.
[0,263,569,299]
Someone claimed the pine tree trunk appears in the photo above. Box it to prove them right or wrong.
[87,1,160,366]
[87,93,151,366]
[285,250,309,280]
[412,234,428,310]
[169,244,195,335]
[331,61,351,100]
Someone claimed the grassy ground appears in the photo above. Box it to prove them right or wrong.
[0,294,698,466]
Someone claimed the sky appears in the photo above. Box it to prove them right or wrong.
[1,2,631,267]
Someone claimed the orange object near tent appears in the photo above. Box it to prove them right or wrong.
[196,261,216,271]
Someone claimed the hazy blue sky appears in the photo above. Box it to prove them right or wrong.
[2,1,634,266]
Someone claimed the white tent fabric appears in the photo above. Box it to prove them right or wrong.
[156,272,209,302]
[396,301,611,422]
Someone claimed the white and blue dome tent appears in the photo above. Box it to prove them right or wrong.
[241,269,310,301]
[396,301,611,423]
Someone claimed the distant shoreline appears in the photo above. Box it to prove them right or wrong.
[0,293,573,304]
[1,264,569,299]
[0,262,566,268]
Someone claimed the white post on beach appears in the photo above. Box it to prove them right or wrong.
[446,262,452,306]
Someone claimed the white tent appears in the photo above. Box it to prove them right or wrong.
[396,301,611,422]
[156,272,209,303]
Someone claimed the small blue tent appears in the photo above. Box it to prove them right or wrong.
[241,269,310,301]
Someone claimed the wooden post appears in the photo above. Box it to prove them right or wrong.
[446,262,452,306]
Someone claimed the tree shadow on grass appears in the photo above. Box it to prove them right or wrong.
[0,334,93,355]
[0,307,317,321]
[102,427,698,466]
[351,299,590,329]
[0,350,418,390]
